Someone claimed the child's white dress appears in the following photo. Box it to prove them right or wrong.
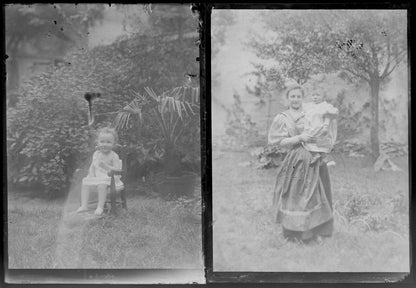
[302,101,338,153]
[82,150,124,191]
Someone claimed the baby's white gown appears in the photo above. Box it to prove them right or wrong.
[82,150,124,191]
[302,101,338,153]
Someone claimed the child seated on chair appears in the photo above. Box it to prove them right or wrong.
[77,127,124,215]
[302,89,338,165]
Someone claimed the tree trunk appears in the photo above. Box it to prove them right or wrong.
[370,76,380,160]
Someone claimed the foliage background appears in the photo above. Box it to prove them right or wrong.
[7,4,200,196]
[211,10,408,153]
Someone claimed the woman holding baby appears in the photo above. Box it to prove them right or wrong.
[268,84,338,243]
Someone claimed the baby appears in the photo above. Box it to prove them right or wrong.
[302,90,338,165]
[76,127,124,215]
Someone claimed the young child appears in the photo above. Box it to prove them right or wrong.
[302,90,338,165]
[76,127,124,215]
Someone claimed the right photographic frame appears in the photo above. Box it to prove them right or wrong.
[209,5,412,282]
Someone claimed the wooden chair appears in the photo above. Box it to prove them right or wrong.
[106,144,128,214]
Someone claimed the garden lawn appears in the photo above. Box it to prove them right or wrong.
[213,150,409,272]
[8,191,202,269]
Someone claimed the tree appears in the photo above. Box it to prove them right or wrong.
[330,11,407,159]
[115,4,198,77]
[249,10,407,159]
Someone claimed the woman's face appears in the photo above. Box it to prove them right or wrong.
[287,88,303,110]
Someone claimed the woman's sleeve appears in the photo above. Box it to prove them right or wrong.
[268,114,290,146]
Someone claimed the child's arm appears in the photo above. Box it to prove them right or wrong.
[98,153,122,172]
[88,151,98,177]
[324,102,339,118]
[88,163,95,177]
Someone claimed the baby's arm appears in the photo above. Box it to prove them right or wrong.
[87,151,99,177]
[88,164,95,177]
[325,102,339,117]
[98,153,121,171]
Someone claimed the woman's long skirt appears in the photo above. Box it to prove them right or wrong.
[273,145,334,241]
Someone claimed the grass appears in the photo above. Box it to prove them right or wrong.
[7,196,64,268]
[8,186,203,269]
[213,149,409,272]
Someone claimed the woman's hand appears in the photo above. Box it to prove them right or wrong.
[299,133,316,143]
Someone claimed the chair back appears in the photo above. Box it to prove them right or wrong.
[114,144,128,181]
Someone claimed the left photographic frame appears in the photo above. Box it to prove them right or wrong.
[5,3,204,284]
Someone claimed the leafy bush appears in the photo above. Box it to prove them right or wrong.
[338,191,408,234]
[115,87,200,177]
[218,93,260,150]
[333,89,371,144]
[7,67,93,196]
[251,145,285,169]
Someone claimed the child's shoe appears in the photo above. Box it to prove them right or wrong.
[76,206,88,213]
[326,160,336,166]
[94,207,104,216]
[322,154,336,166]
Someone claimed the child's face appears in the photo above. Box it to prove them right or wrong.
[311,93,324,104]
[97,133,115,153]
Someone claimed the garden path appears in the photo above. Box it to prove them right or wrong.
[53,170,101,268]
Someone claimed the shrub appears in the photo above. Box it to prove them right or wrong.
[333,89,371,144]
[7,67,93,196]
[251,145,285,169]
[218,93,260,150]
[338,191,408,234]
[114,87,201,178]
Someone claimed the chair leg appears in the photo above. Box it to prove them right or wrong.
[120,189,127,210]
[110,176,117,215]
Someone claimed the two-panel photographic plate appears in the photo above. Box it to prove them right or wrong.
[3,2,413,285]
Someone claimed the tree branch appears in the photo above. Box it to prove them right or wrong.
[382,52,407,79]
[349,52,372,76]
[369,43,379,73]
[344,67,370,83]
[381,36,391,78]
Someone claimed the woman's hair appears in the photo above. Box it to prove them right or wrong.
[96,127,118,144]
[285,84,305,98]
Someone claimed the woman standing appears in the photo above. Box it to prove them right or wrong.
[268,85,334,242]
